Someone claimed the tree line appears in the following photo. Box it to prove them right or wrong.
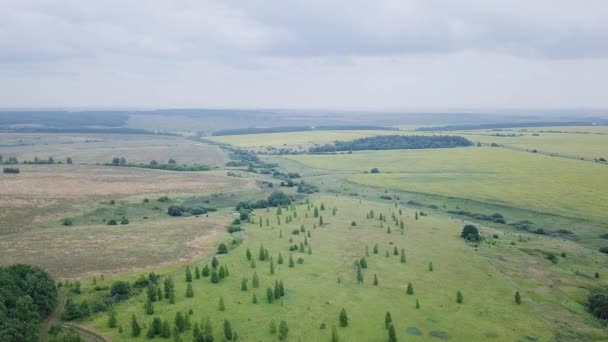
[309,135,473,153]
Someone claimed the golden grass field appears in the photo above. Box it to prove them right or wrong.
[0,133,226,166]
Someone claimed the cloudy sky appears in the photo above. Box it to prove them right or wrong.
[1,0,607,110]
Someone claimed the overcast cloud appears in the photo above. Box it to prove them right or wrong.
[1,0,607,109]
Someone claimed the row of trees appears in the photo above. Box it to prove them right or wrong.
[0,155,72,165]
[309,135,473,153]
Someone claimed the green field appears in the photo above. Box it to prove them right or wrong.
[286,147,608,223]
[71,196,594,341]
[208,130,421,151]
[454,131,608,160]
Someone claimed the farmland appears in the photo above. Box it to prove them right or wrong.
[2,123,608,342]
[286,147,608,223]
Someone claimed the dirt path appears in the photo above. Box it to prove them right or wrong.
[39,291,66,341]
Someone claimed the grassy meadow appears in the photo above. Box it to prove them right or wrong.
[74,196,587,341]
[286,147,608,223]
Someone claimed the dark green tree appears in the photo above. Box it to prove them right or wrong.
[388,323,397,342]
[195,266,200,279]
[145,299,154,315]
[185,266,192,282]
[267,287,274,303]
[515,291,521,304]
[131,314,141,337]
[223,319,233,340]
[385,311,392,329]
[252,272,259,288]
[278,320,289,341]
[373,274,378,286]
[339,308,348,327]
[406,282,414,295]
[186,283,194,298]
[457,291,463,304]
[202,264,210,277]
[219,297,225,311]
[241,278,248,291]
[460,224,480,241]
[246,248,252,261]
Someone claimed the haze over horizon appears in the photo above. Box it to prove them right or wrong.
[1,1,607,110]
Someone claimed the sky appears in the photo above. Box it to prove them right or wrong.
[1,0,607,110]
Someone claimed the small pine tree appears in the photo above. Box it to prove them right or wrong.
[219,266,226,279]
[415,211,419,220]
[269,320,277,334]
[246,248,252,261]
[174,312,185,332]
[319,216,324,225]
[515,291,521,304]
[278,320,289,341]
[373,244,379,254]
[161,320,171,338]
[195,266,200,279]
[393,246,399,255]
[385,250,389,258]
[252,293,258,304]
[202,264,210,277]
[146,324,155,338]
[145,299,154,315]
[211,256,219,269]
[387,226,391,234]
[360,257,368,268]
[385,311,392,329]
[266,218,270,226]
[400,249,406,263]
[339,308,348,327]
[365,245,369,256]
[108,310,117,328]
[299,242,305,252]
[373,274,378,286]
[416,298,420,309]
[186,266,192,282]
[457,291,463,304]
[169,287,176,304]
[252,272,259,288]
[267,287,274,303]
[219,297,226,311]
[131,314,141,337]
[210,270,220,283]
[388,323,397,342]
[289,254,295,267]
[429,262,434,272]
[279,280,285,296]
[223,319,233,340]
[308,245,312,255]
[356,264,363,284]
[251,259,256,269]
[241,278,248,291]
[314,207,319,217]
[278,253,284,264]
[406,282,414,295]
[274,281,281,299]
[186,283,194,298]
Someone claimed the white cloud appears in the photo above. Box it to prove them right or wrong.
[0,0,607,108]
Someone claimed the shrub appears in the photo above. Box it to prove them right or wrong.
[62,218,74,226]
[370,168,380,173]
[217,243,229,254]
[460,224,480,241]
[3,167,20,174]
[588,286,608,320]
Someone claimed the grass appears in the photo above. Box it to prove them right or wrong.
[75,196,562,341]
[458,131,608,160]
[286,147,608,223]
[208,130,423,151]
[0,133,227,166]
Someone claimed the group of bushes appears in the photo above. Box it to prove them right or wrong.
[107,157,210,171]
[0,264,58,341]
[309,135,473,153]
[167,205,216,217]
[447,210,506,224]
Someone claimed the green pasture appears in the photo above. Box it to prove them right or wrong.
[286,148,608,223]
[74,196,562,341]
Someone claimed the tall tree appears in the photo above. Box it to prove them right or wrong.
[339,308,349,327]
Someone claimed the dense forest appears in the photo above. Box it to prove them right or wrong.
[212,125,397,136]
[309,135,473,152]
[0,264,57,341]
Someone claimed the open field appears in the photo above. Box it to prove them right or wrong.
[69,196,608,341]
[208,130,422,151]
[0,215,229,279]
[453,131,608,160]
[0,133,226,166]
[286,147,608,223]
[0,165,253,233]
